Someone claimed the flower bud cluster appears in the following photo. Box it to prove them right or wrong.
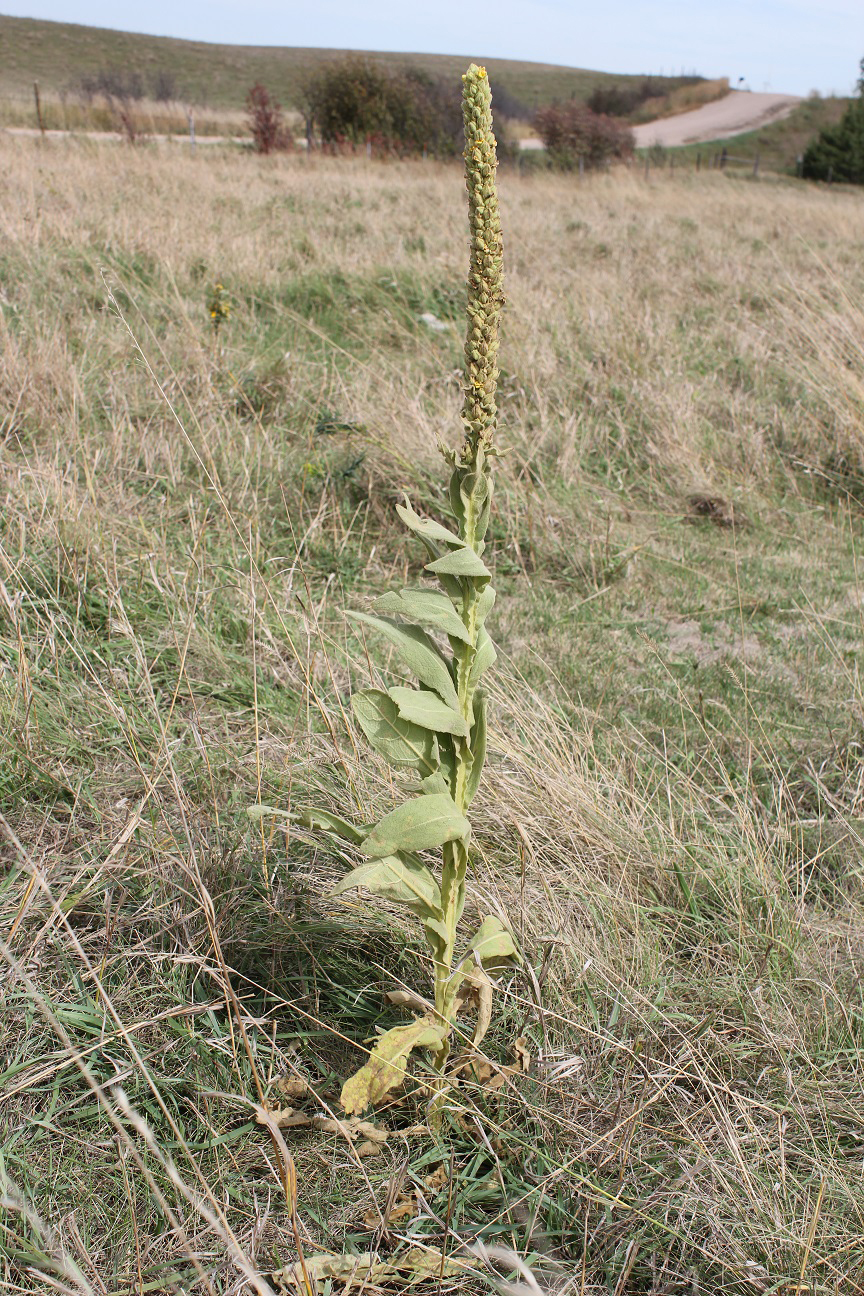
[461,65,504,458]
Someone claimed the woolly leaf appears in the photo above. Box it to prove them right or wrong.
[362,793,470,860]
[424,916,450,948]
[347,612,459,710]
[389,687,469,737]
[476,585,496,625]
[300,809,369,845]
[352,689,439,774]
[464,691,487,807]
[396,500,465,549]
[331,855,441,917]
[341,1017,446,1113]
[469,626,497,689]
[464,915,518,966]
[375,588,471,644]
[248,805,368,845]
[419,770,451,795]
[426,547,491,579]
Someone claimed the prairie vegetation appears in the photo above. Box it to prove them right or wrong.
[2,135,864,1295]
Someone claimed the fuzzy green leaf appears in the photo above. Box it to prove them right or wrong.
[396,500,465,549]
[341,1017,446,1114]
[469,627,497,689]
[426,547,491,580]
[375,589,471,644]
[419,770,451,795]
[347,612,459,710]
[464,691,487,807]
[331,854,441,916]
[352,689,439,774]
[299,809,368,844]
[248,805,369,846]
[424,916,450,948]
[464,915,518,966]
[389,687,469,737]
[362,793,470,859]
[476,585,496,625]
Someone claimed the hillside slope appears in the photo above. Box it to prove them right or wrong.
[0,13,697,111]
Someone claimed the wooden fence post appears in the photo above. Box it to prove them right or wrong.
[753,152,759,177]
[579,155,584,178]
[187,109,196,153]
[696,152,701,172]
[644,154,650,179]
[33,81,45,136]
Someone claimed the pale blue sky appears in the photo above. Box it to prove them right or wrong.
[3,1,862,97]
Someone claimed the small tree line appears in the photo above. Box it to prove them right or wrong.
[246,57,633,168]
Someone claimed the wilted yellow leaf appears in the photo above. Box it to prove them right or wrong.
[341,1017,445,1115]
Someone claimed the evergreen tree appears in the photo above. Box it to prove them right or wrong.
[802,59,864,183]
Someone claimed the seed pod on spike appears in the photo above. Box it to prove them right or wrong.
[460,64,504,465]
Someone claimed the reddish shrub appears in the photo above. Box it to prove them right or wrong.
[246,83,291,154]
[534,102,635,169]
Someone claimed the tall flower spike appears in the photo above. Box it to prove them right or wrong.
[461,65,504,462]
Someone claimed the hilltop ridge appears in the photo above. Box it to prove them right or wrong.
[0,13,698,111]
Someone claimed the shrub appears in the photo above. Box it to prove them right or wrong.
[302,56,462,157]
[534,101,635,169]
[78,68,145,102]
[245,83,291,154]
[802,58,864,183]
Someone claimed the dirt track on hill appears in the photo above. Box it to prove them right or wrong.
[631,90,801,147]
[520,89,802,151]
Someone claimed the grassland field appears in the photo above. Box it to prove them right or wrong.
[1,134,864,1295]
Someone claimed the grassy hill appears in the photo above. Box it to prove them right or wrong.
[0,13,697,112]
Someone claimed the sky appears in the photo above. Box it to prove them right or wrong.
[2,1,863,98]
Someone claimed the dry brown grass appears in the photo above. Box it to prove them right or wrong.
[631,77,731,125]
[2,137,864,1294]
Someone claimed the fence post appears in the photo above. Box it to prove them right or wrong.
[644,153,649,179]
[720,147,728,170]
[33,80,45,136]
[827,165,833,185]
[753,152,759,177]
[796,154,803,178]
[187,108,196,153]
[579,154,584,178]
[696,152,701,172]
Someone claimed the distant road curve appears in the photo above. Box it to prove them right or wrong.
[520,90,802,151]
[632,90,802,147]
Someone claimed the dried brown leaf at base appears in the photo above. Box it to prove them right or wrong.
[512,1036,531,1072]
[256,1106,312,1129]
[277,1075,311,1100]
[385,988,433,1014]
[341,1017,445,1115]
[423,1163,449,1193]
[313,1116,389,1144]
[362,1194,418,1229]
[396,1247,477,1283]
[454,965,493,1047]
[274,1247,475,1293]
[357,1138,385,1157]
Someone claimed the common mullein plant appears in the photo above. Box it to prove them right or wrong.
[256,66,513,1114]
